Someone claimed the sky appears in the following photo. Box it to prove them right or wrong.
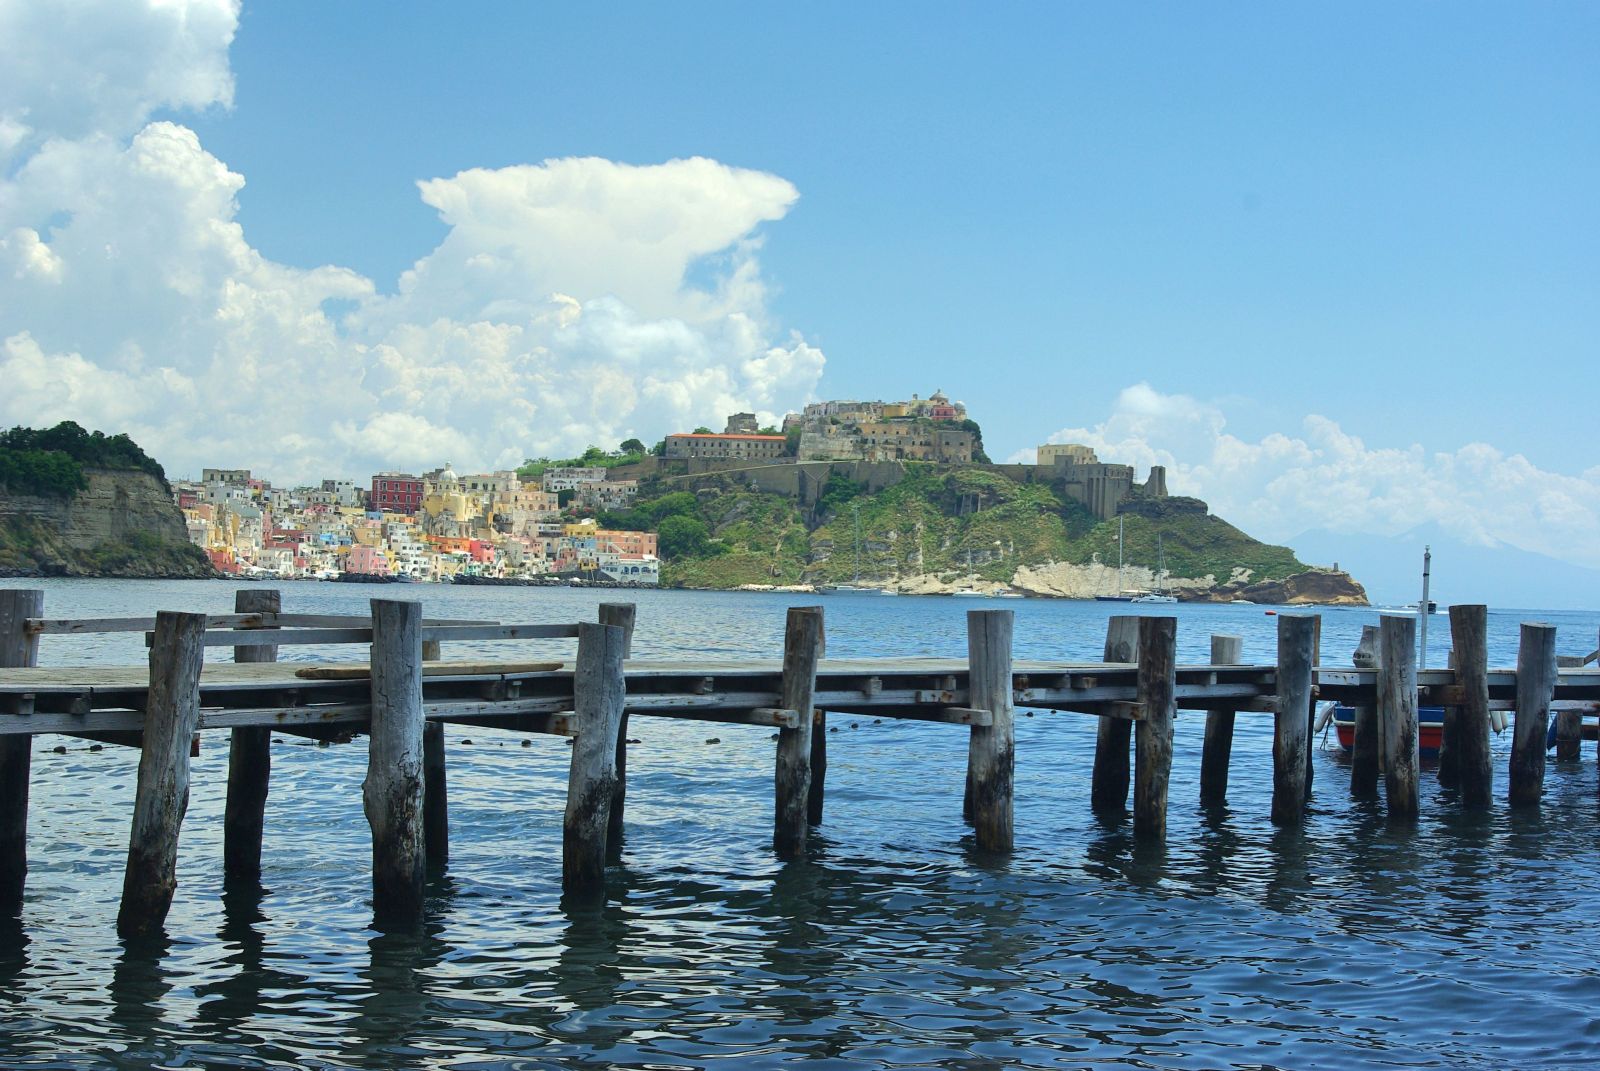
[1,1,1596,576]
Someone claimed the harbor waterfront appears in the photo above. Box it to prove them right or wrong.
[4,579,1600,1070]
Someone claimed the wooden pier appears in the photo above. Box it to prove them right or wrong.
[1,588,1597,933]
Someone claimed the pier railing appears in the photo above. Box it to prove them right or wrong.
[1,588,1597,936]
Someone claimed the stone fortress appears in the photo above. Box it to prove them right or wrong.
[641,390,1175,523]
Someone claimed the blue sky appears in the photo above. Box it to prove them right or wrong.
[1,1,1596,574]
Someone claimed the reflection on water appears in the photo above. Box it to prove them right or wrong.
[2,579,1599,1068]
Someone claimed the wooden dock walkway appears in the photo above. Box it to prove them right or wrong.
[1,588,1596,935]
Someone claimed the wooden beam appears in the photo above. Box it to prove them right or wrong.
[1134,616,1177,841]
[774,606,823,859]
[1379,615,1420,821]
[1349,625,1381,800]
[1272,615,1316,826]
[1509,622,1558,808]
[1090,616,1140,818]
[966,609,1015,852]
[563,622,627,901]
[364,599,425,929]
[1200,634,1243,805]
[598,603,636,860]
[225,588,278,885]
[1448,605,1492,808]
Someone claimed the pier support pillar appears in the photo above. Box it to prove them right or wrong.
[420,638,448,869]
[1447,605,1493,808]
[966,610,1015,852]
[1199,634,1243,805]
[1090,616,1139,817]
[1555,653,1584,760]
[1,589,43,918]
[365,599,425,928]
[224,588,278,884]
[808,707,828,825]
[1509,623,1558,808]
[1133,617,1177,840]
[599,603,636,858]
[117,611,207,938]
[1378,614,1420,821]
[1271,615,1317,825]
[563,621,627,901]
[773,607,824,859]
[1349,626,1381,798]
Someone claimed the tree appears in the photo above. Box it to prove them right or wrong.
[658,514,712,558]
[960,418,992,463]
[692,426,713,435]
[619,438,646,456]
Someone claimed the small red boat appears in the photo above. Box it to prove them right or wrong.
[1331,705,1444,755]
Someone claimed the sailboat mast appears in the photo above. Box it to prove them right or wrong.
[1419,545,1431,669]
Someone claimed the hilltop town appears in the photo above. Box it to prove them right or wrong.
[1,394,1363,602]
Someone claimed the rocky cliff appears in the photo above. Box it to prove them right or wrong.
[0,469,216,578]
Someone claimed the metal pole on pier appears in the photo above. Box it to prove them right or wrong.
[1419,546,1432,669]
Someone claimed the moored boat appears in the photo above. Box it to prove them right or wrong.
[1331,704,1444,754]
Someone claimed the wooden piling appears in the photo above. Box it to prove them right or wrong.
[563,621,628,900]
[1199,634,1243,805]
[364,599,425,926]
[808,707,827,826]
[117,611,207,938]
[1349,625,1381,798]
[966,610,1015,852]
[1090,616,1140,816]
[1379,614,1420,821]
[1509,622,1558,808]
[224,588,278,883]
[599,603,637,855]
[1,588,43,917]
[1437,648,1461,788]
[773,607,824,859]
[1447,605,1493,808]
[1271,614,1317,825]
[1133,616,1177,840]
[421,637,447,869]
[1555,654,1583,760]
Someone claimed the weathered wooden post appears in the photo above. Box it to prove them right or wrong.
[1438,648,1461,787]
[1379,614,1420,821]
[364,599,425,927]
[1447,605,1493,808]
[773,607,823,859]
[966,609,1015,852]
[1271,614,1317,825]
[1199,634,1243,805]
[224,588,278,883]
[599,602,636,855]
[1,588,43,918]
[1090,616,1140,817]
[1349,625,1381,798]
[1555,653,1584,760]
[808,708,827,826]
[420,636,447,869]
[1509,622,1558,808]
[117,611,207,938]
[562,621,627,900]
[1133,616,1177,840]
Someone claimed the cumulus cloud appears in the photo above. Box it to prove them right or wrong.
[0,1,825,483]
[1035,383,1600,569]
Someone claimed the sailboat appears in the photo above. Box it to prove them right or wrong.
[1095,516,1138,601]
[1131,533,1178,603]
[817,502,889,594]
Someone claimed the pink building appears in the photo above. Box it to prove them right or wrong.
[346,544,390,576]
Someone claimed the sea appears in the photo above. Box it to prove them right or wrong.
[2,578,1599,1071]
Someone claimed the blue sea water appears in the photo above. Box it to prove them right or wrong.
[2,579,1599,1070]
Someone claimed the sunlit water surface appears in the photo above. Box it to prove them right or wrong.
[3,580,1599,1070]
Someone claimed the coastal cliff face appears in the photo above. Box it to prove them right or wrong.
[0,469,215,578]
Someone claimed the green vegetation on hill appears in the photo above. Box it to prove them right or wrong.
[0,421,167,497]
[608,461,1307,590]
[516,443,648,481]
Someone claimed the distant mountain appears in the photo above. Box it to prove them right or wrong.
[1286,524,1600,610]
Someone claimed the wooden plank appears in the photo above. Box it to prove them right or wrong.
[1200,634,1243,805]
[364,599,425,929]
[1510,623,1558,808]
[1134,616,1177,840]
[225,588,278,885]
[774,607,824,858]
[293,660,562,680]
[563,622,627,900]
[966,609,1015,852]
[1,589,43,917]
[117,611,206,938]
[191,623,580,648]
[1448,605,1492,808]
[1090,616,1139,817]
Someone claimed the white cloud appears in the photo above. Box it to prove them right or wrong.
[1036,383,1600,569]
[0,0,237,166]
[0,2,825,484]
